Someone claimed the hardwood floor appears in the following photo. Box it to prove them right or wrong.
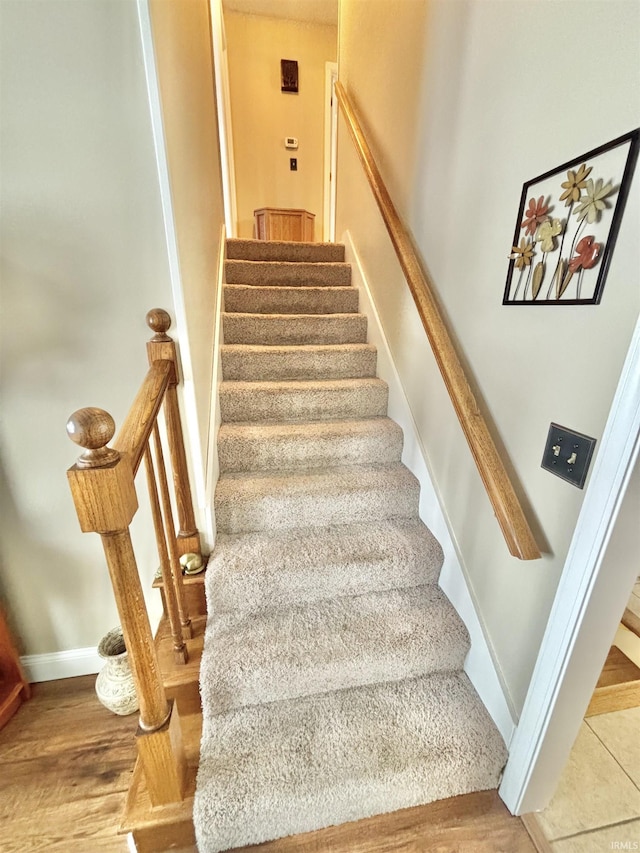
[230,790,538,853]
[0,676,135,853]
[0,675,536,853]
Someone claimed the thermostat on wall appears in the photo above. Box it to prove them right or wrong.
[285,137,298,149]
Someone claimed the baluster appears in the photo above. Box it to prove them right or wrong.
[146,309,202,559]
[152,422,192,641]
[144,443,188,664]
[66,408,187,805]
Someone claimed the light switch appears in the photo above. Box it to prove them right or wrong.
[541,423,597,488]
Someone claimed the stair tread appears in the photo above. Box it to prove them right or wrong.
[226,258,351,270]
[226,238,345,263]
[227,260,350,270]
[223,283,359,315]
[219,377,389,424]
[203,585,468,715]
[215,462,420,534]
[218,416,400,439]
[194,671,507,853]
[224,283,355,293]
[208,518,444,613]
[222,311,363,319]
[221,343,377,382]
[223,313,368,345]
[216,461,418,491]
[220,377,388,390]
[221,343,375,354]
[225,259,351,288]
[218,417,403,472]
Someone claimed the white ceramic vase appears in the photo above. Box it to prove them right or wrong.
[95,627,139,716]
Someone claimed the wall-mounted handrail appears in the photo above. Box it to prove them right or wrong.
[335,81,540,561]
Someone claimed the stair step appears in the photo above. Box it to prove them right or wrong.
[223,284,358,315]
[194,671,508,853]
[221,343,377,382]
[222,312,368,345]
[208,519,444,613]
[204,586,468,715]
[226,260,351,288]
[219,378,389,423]
[215,463,420,534]
[218,418,403,473]
[226,238,345,264]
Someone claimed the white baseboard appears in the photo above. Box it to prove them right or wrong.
[21,647,102,683]
[343,231,516,746]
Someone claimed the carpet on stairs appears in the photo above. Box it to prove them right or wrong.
[194,237,507,853]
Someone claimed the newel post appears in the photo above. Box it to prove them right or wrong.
[146,309,202,559]
[66,408,187,805]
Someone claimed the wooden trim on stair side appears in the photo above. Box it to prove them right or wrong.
[334,81,540,561]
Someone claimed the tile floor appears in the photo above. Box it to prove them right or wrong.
[537,713,640,850]
[535,585,640,852]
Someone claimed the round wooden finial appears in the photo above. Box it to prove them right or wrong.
[66,407,120,469]
[146,309,172,342]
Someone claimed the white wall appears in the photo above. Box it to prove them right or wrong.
[336,0,640,715]
[0,0,174,661]
[146,0,227,544]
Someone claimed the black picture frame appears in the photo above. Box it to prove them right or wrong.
[503,128,639,306]
[281,59,298,93]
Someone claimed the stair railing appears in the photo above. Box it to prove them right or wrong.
[334,82,540,561]
[66,309,202,805]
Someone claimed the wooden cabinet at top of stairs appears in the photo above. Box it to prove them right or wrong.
[254,207,315,242]
[0,604,30,730]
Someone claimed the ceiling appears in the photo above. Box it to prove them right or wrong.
[222,0,338,26]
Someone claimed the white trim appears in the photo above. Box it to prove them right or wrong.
[344,231,516,746]
[137,0,208,525]
[323,62,338,242]
[21,648,102,683]
[500,314,640,815]
[210,0,237,237]
[203,223,226,547]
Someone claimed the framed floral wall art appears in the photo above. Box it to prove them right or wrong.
[503,129,639,305]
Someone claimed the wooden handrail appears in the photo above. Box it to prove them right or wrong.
[114,360,172,474]
[335,82,540,561]
[64,308,201,806]
[66,412,159,719]
[66,407,187,804]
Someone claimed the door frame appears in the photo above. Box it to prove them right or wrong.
[323,62,338,242]
[500,314,640,814]
[209,0,237,237]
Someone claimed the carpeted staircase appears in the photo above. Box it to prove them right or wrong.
[194,238,507,852]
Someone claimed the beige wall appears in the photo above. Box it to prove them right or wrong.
[0,0,174,655]
[149,0,226,480]
[225,10,337,238]
[337,0,640,714]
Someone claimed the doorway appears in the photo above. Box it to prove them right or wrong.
[501,315,640,817]
[527,573,640,848]
[214,1,339,239]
